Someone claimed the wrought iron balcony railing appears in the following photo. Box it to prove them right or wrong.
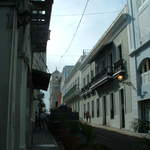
[81,82,92,96]
[113,59,125,73]
[90,66,113,90]
[113,59,126,77]
[63,85,80,103]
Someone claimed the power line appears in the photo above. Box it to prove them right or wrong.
[60,0,90,59]
[53,10,120,17]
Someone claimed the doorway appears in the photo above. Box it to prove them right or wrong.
[103,96,107,125]
[141,100,150,122]
[120,89,125,128]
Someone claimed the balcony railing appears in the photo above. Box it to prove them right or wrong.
[114,59,125,72]
[30,0,53,52]
[90,67,113,89]
[63,85,80,103]
[113,59,126,77]
[81,82,92,96]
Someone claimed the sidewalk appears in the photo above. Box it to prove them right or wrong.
[30,124,60,150]
[88,122,150,139]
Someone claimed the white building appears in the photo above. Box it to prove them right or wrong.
[61,7,135,131]
[127,0,150,132]
[63,53,88,117]
[80,6,133,130]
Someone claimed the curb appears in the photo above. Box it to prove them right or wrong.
[80,120,150,139]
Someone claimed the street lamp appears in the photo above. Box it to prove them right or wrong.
[117,74,124,81]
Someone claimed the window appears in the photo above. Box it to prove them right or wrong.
[87,74,90,84]
[108,53,113,73]
[141,59,150,73]
[84,104,86,118]
[95,63,99,74]
[83,78,86,86]
[87,102,90,112]
[140,59,150,83]
[118,44,122,60]
[91,70,94,79]
[148,60,150,70]
[32,10,37,14]
[102,60,105,68]
[92,101,94,118]
[77,77,80,89]
[97,99,100,117]
[108,53,113,67]
[39,10,46,14]
[110,93,115,119]
[144,62,147,72]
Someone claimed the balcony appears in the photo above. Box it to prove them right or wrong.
[81,82,92,97]
[31,0,53,25]
[30,0,53,52]
[113,59,125,78]
[63,85,80,103]
[90,67,113,90]
[31,28,50,52]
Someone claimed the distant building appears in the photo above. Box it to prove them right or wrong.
[61,6,134,130]
[49,69,61,108]
[62,53,88,117]
[60,65,74,104]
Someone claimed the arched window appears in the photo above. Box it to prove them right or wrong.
[140,59,150,73]
[140,58,150,84]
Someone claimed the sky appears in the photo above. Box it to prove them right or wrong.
[44,0,127,110]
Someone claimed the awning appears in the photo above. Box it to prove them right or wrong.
[32,69,51,91]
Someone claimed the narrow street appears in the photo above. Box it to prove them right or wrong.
[93,127,150,150]
[1,0,150,150]
[30,123,150,150]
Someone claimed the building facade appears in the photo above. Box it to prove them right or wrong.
[63,54,88,118]
[0,0,53,150]
[127,0,150,125]
[49,69,61,108]
[60,65,74,104]
[61,7,136,131]
[80,7,133,130]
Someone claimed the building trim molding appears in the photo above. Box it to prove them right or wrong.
[129,39,150,57]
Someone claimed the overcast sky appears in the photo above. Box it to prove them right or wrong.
[47,0,127,73]
[44,0,127,110]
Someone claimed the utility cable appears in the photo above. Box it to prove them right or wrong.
[60,0,90,59]
[53,10,120,17]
